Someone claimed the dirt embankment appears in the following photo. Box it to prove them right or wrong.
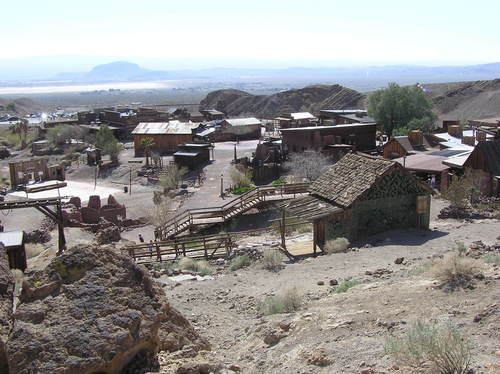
[199,84,366,118]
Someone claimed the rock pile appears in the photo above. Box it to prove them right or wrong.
[0,245,14,374]
[24,229,51,244]
[467,240,500,258]
[230,241,281,261]
[6,244,209,374]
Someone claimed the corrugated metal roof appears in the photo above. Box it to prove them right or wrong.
[279,123,375,131]
[0,231,24,247]
[291,112,316,120]
[224,118,262,127]
[132,121,199,135]
[198,127,216,137]
[174,151,200,157]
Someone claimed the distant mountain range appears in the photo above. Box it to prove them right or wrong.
[50,60,500,88]
[54,61,177,82]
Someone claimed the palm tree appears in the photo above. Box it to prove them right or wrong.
[9,120,29,149]
[140,137,155,166]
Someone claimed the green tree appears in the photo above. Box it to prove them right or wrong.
[96,125,116,149]
[140,137,155,166]
[95,125,121,164]
[368,83,437,137]
[9,120,29,148]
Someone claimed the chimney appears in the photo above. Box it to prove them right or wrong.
[476,131,486,142]
[447,125,462,138]
[408,130,423,146]
[462,136,475,146]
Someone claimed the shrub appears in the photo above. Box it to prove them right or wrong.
[229,166,252,188]
[229,255,253,271]
[384,321,472,374]
[281,286,302,312]
[335,279,361,293]
[454,241,467,256]
[178,257,214,276]
[431,252,483,291]
[483,254,500,266]
[231,186,255,195]
[258,296,285,315]
[271,178,284,185]
[262,249,285,271]
[324,237,350,254]
[258,287,302,315]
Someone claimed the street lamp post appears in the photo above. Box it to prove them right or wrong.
[220,174,224,197]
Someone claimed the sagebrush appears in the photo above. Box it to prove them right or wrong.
[384,320,472,374]
[324,237,350,254]
[262,249,285,271]
[229,255,253,271]
[178,257,214,276]
[258,286,302,315]
[431,252,483,290]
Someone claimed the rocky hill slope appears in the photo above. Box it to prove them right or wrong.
[425,78,500,120]
[0,97,42,115]
[199,84,366,118]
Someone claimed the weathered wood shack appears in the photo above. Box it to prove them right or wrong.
[285,153,431,250]
[0,231,27,271]
[463,139,500,196]
[132,121,199,156]
[280,123,376,153]
[383,131,439,159]
[173,143,212,170]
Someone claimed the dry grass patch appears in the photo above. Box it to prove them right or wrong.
[431,252,484,291]
[178,257,214,276]
[385,321,472,374]
[324,237,349,254]
[262,249,285,271]
[258,286,302,315]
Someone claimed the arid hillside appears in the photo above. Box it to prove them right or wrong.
[199,84,366,118]
[0,97,42,114]
[425,78,500,120]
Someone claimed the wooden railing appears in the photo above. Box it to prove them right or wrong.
[158,182,310,239]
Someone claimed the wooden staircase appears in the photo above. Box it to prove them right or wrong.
[158,183,310,239]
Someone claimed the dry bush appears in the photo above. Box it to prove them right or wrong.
[229,166,252,188]
[159,163,187,191]
[385,321,472,374]
[178,257,214,276]
[258,287,302,315]
[262,249,285,271]
[324,237,350,254]
[431,252,484,291]
[25,243,45,259]
[283,151,332,182]
[281,286,302,312]
[335,279,361,293]
[229,255,253,271]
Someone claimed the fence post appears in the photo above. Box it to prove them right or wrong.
[156,243,161,262]
[182,243,186,257]
[204,238,208,259]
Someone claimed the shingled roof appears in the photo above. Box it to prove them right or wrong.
[309,153,396,208]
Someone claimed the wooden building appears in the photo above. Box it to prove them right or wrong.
[0,231,27,271]
[275,112,317,128]
[463,139,500,196]
[200,109,225,121]
[9,158,65,188]
[383,131,439,159]
[132,121,199,156]
[197,118,262,142]
[318,110,376,126]
[286,153,431,250]
[173,143,212,170]
[280,123,376,153]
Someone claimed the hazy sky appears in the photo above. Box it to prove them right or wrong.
[2,0,499,65]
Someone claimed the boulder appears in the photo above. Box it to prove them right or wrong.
[88,195,101,210]
[6,244,209,374]
[0,245,14,373]
[96,226,121,244]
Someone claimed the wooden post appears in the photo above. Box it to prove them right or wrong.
[203,238,208,259]
[313,222,317,256]
[280,208,286,250]
[56,202,66,255]
[156,242,161,262]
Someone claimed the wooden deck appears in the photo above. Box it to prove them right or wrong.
[158,183,310,239]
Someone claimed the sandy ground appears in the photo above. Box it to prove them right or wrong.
[153,199,500,374]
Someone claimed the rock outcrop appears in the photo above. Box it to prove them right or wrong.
[0,245,14,374]
[6,244,209,374]
[199,84,366,118]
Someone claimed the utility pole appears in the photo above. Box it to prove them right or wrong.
[94,166,97,190]
[234,144,237,162]
[129,166,132,195]
[220,174,224,197]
